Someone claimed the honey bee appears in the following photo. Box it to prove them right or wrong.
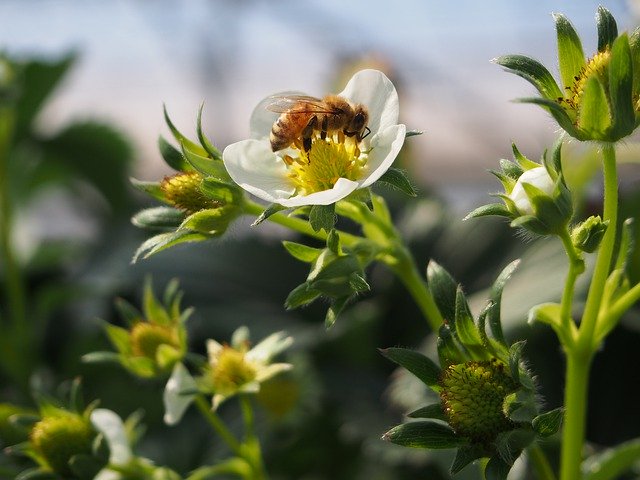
[267,94,370,152]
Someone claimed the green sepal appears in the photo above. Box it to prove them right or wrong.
[181,141,230,180]
[69,377,84,414]
[376,167,418,197]
[130,178,166,203]
[507,340,526,385]
[629,28,640,98]
[596,6,618,53]
[499,158,524,180]
[105,324,132,355]
[484,454,512,480]
[114,297,142,326]
[494,428,535,466]
[609,33,635,140]
[200,177,242,204]
[514,97,582,139]
[285,282,321,310]
[143,277,171,325]
[554,13,586,90]
[532,407,563,437]
[132,230,209,263]
[489,260,520,346]
[348,272,370,293]
[405,129,423,137]
[407,404,446,420]
[451,445,487,475]
[528,302,576,346]
[379,347,442,390]
[68,453,104,479]
[309,203,336,233]
[453,287,487,359]
[495,55,563,100]
[309,255,363,298]
[614,218,635,273]
[163,105,208,157]
[583,437,640,480]
[511,143,539,171]
[326,229,341,255]
[426,260,457,325]
[131,207,185,231]
[578,76,612,138]
[325,295,352,329]
[196,103,222,160]
[252,203,286,226]
[463,203,512,221]
[437,324,465,367]
[503,389,538,423]
[382,421,463,449]
[186,457,253,479]
[509,215,548,236]
[16,469,58,480]
[179,208,236,235]
[282,241,323,263]
[81,351,122,365]
[158,135,191,172]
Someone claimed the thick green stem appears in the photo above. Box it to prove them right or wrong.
[194,395,242,455]
[559,350,592,480]
[578,144,618,348]
[239,396,268,480]
[529,443,557,480]
[558,229,583,346]
[385,245,443,331]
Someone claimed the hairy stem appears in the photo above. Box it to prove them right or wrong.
[194,395,242,455]
[529,443,557,480]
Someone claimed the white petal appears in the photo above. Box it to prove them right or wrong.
[90,409,132,465]
[207,339,223,359]
[247,331,293,363]
[249,90,308,140]
[278,177,359,207]
[255,363,293,383]
[223,139,295,203]
[509,167,555,215]
[339,69,399,136]
[359,124,406,188]
[163,363,197,426]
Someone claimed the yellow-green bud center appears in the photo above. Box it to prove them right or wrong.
[130,322,179,360]
[161,172,219,214]
[283,135,367,196]
[559,50,611,115]
[439,359,517,444]
[211,346,258,396]
[30,414,96,477]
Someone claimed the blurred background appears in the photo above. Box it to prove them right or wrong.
[1,1,640,479]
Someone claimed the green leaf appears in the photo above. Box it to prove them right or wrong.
[348,272,370,293]
[495,55,563,100]
[463,203,512,220]
[532,408,564,437]
[158,135,191,172]
[407,404,446,421]
[376,167,418,197]
[554,13,586,90]
[309,203,336,233]
[426,260,457,325]
[252,203,287,226]
[132,207,185,231]
[609,33,635,140]
[379,347,441,389]
[186,458,253,480]
[382,421,462,449]
[578,76,612,138]
[596,6,618,52]
[489,260,520,346]
[326,229,341,254]
[484,454,511,480]
[196,103,222,160]
[282,241,322,263]
[285,282,321,309]
[132,230,209,262]
[583,437,640,480]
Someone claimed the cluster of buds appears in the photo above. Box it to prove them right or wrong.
[381,261,562,478]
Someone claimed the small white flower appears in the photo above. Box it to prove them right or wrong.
[509,167,555,215]
[223,69,406,207]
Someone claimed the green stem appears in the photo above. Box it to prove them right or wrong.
[558,229,583,346]
[605,281,640,331]
[194,395,242,455]
[529,443,557,480]
[242,199,360,245]
[239,396,268,480]
[578,143,618,349]
[559,350,592,480]
[385,245,443,331]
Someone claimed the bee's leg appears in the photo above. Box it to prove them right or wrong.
[359,127,372,141]
[320,115,328,140]
[302,116,318,152]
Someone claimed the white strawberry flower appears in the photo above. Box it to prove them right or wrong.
[223,69,406,207]
[509,166,556,216]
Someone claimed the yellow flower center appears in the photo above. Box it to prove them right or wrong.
[283,134,368,196]
[130,322,179,360]
[211,345,258,395]
[161,171,220,214]
[559,50,611,114]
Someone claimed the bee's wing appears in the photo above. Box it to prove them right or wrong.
[265,94,332,114]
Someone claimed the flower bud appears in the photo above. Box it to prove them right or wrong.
[571,215,608,253]
[509,167,555,216]
[161,171,217,214]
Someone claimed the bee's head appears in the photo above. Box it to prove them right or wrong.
[350,105,369,136]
